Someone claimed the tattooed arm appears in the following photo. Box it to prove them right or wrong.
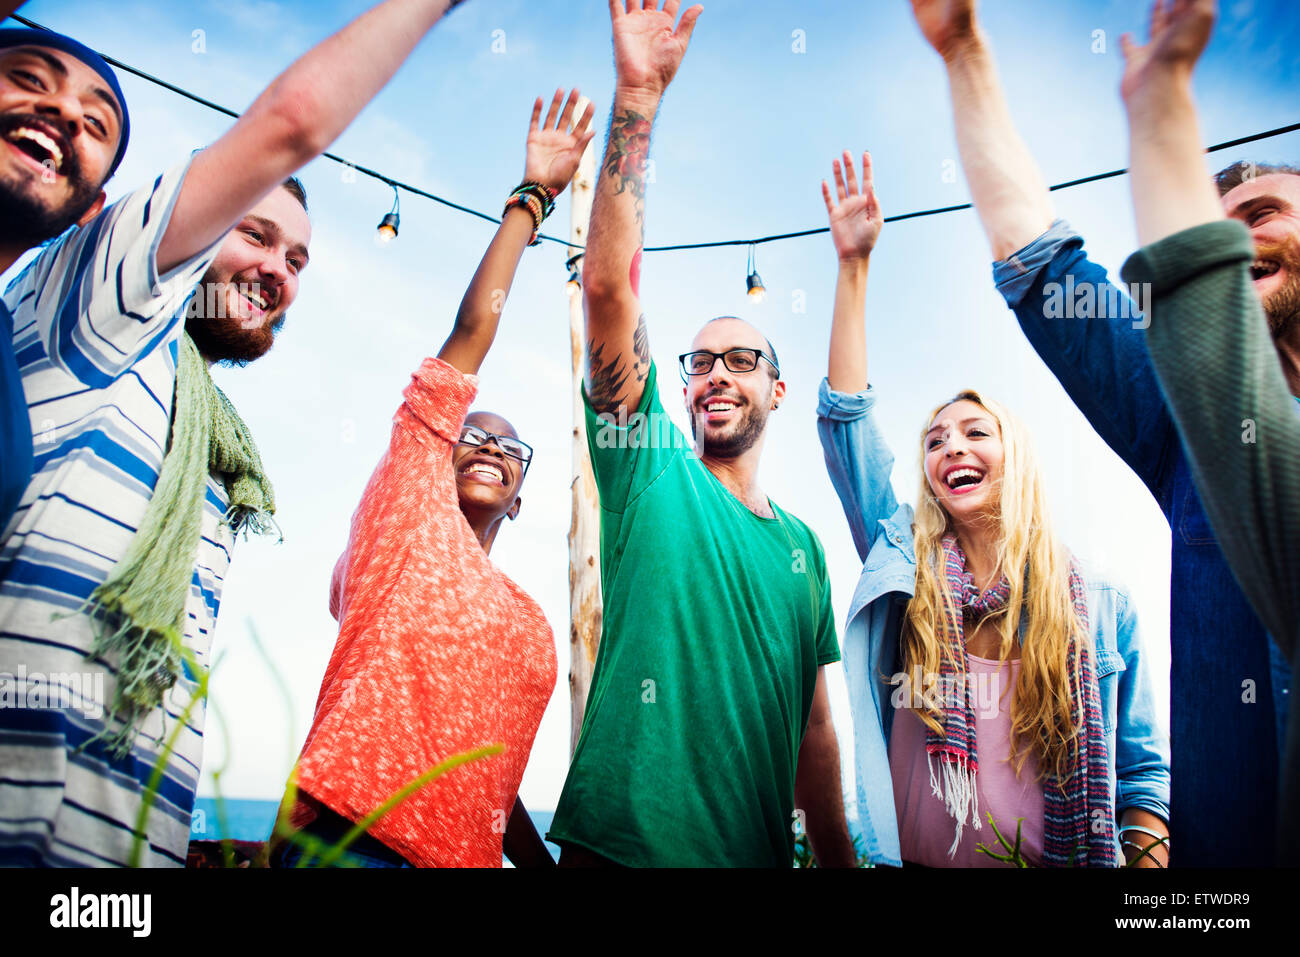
[583,0,702,415]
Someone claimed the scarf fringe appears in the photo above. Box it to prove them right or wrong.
[65,600,181,759]
[928,749,981,857]
[227,504,283,543]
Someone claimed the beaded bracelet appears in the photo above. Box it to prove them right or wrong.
[514,181,557,217]
[504,193,545,244]
[503,182,557,246]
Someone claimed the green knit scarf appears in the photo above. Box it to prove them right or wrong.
[84,333,277,758]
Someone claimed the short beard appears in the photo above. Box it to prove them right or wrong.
[689,387,772,458]
[1258,237,1300,339]
[0,114,101,247]
[184,271,284,367]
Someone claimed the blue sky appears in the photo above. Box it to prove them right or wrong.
[6,0,1299,816]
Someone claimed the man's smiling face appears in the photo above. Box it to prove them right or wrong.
[1222,172,1300,338]
[185,184,312,365]
[0,45,122,246]
[682,317,784,459]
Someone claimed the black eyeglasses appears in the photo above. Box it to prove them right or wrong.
[678,348,780,382]
[457,425,533,475]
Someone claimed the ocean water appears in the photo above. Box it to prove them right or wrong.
[189,798,560,863]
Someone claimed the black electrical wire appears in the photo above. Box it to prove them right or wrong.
[11,13,1300,254]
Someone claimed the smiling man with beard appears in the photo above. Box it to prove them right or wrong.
[184,176,311,366]
[0,24,127,539]
[1111,0,1300,863]
[0,0,472,868]
[546,1,855,868]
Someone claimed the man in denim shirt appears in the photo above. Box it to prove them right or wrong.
[910,0,1290,865]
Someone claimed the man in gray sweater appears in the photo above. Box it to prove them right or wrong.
[1116,0,1299,864]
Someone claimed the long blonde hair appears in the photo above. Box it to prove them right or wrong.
[902,390,1087,785]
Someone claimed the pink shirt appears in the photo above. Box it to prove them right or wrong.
[889,654,1046,867]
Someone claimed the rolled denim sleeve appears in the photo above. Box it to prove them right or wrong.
[1111,587,1172,822]
[816,378,899,563]
[993,220,1176,502]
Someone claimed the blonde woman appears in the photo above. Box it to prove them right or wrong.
[816,151,1170,867]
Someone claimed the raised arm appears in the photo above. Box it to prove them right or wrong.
[910,0,1054,260]
[912,0,1179,499]
[823,151,883,393]
[582,0,701,415]
[1119,0,1222,246]
[438,89,594,375]
[817,152,899,560]
[1121,0,1300,659]
[157,0,463,274]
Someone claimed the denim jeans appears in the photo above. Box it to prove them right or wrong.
[270,803,413,869]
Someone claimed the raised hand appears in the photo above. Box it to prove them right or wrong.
[1120,0,1216,102]
[910,0,979,60]
[524,89,597,194]
[610,0,703,97]
[822,151,884,263]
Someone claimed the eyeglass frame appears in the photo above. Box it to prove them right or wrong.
[677,348,781,383]
[455,424,534,480]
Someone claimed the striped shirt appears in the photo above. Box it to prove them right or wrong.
[0,160,225,867]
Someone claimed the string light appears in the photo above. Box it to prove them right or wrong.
[375,184,400,245]
[746,244,765,303]
[9,14,1296,265]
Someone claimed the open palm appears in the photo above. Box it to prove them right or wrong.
[822,151,884,263]
[1120,0,1215,101]
[523,89,597,194]
[610,0,703,95]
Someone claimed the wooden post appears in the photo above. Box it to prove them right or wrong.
[566,107,602,757]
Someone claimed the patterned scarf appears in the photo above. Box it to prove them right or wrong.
[82,333,277,757]
[928,534,1117,867]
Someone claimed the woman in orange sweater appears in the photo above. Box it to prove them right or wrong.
[272,90,594,868]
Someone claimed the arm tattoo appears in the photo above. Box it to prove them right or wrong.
[586,314,651,413]
[604,108,651,228]
[587,338,632,414]
[632,313,650,383]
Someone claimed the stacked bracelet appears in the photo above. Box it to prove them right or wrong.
[503,181,557,246]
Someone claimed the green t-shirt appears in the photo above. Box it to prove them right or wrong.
[547,361,840,867]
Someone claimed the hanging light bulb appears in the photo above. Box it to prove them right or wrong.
[566,254,583,296]
[376,184,400,245]
[746,244,766,303]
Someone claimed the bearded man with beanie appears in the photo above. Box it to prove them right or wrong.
[0,0,471,867]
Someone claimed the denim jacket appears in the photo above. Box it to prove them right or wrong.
[817,378,1170,867]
